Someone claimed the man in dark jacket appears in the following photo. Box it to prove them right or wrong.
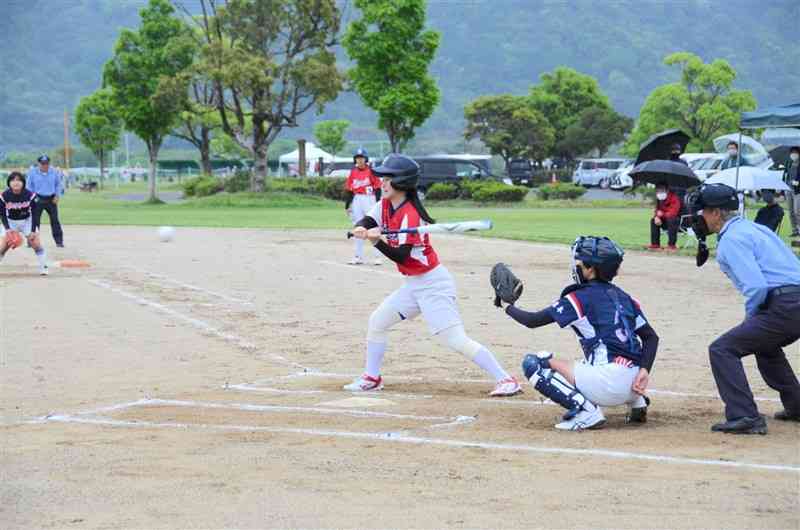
[784,146,800,237]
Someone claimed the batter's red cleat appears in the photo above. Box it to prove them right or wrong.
[343,374,383,392]
[665,245,678,252]
[645,244,662,250]
[489,376,522,397]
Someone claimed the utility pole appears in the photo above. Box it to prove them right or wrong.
[63,109,71,169]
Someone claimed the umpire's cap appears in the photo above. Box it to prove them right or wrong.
[571,236,625,281]
[37,154,50,163]
[373,154,419,191]
[686,183,739,214]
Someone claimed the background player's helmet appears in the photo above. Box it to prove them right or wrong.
[373,154,420,191]
[570,235,625,284]
[686,183,739,214]
[353,147,369,163]
[6,171,25,188]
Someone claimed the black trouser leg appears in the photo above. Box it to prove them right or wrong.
[650,218,660,246]
[709,294,800,420]
[666,218,679,246]
[40,200,63,244]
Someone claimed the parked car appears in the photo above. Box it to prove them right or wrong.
[609,160,635,190]
[324,160,353,178]
[508,158,535,186]
[413,155,497,198]
[573,158,628,187]
[693,154,727,182]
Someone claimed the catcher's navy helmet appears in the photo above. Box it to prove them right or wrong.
[686,183,739,214]
[373,154,420,191]
[353,147,369,162]
[571,235,624,283]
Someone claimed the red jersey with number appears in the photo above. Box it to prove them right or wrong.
[346,166,380,196]
[368,199,440,276]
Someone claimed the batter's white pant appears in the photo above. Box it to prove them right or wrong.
[574,361,644,407]
[350,193,379,259]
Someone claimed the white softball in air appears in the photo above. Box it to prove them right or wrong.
[158,226,176,242]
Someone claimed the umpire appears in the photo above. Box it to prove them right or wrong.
[27,154,65,247]
[688,183,800,434]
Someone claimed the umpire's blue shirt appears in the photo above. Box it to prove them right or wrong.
[717,216,800,316]
[26,166,64,197]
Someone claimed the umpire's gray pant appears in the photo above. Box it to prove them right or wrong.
[709,291,800,420]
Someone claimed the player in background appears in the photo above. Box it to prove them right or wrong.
[499,236,659,430]
[345,154,521,396]
[0,172,49,275]
[344,148,382,265]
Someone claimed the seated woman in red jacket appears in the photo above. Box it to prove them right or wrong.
[647,183,682,251]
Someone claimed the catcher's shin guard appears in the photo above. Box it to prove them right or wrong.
[522,353,594,420]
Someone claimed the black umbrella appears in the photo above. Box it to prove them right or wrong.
[634,129,691,166]
[629,160,701,189]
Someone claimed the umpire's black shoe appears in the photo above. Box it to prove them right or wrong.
[626,396,650,424]
[711,415,767,435]
[774,410,800,422]
[56,243,64,248]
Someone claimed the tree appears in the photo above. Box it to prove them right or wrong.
[171,71,220,175]
[192,0,343,191]
[528,67,612,155]
[75,88,122,186]
[313,120,350,156]
[624,52,758,154]
[464,95,554,174]
[343,0,440,152]
[558,106,633,158]
[103,0,194,202]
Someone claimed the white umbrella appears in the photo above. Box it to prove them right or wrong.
[704,166,790,191]
[713,133,770,165]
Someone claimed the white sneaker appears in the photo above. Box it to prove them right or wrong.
[555,407,606,431]
[39,265,49,276]
[348,257,364,265]
[372,258,382,266]
[343,374,383,392]
[489,376,522,397]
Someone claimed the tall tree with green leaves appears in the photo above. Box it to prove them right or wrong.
[558,106,634,158]
[624,52,757,154]
[74,88,122,186]
[343,0,440,152]
[192,0,343,191]
[528,67,612,156]
[171,72,220,175]
[313,120,350,156]
[103,0,194,202]
[464,95,554,174]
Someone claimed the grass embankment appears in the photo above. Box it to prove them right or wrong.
[50,182,796,251]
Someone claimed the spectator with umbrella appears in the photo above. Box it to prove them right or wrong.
[648,182,682,251]
[719,141,751,171]
[669,143,688,165]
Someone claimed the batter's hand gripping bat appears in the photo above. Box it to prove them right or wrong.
[347,219,493,239]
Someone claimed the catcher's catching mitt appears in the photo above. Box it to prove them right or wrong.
[490,262,523,307]
[4,230,22,249]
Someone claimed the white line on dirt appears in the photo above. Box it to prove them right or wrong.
[125,267,253,305]
[249,371,781,403]
[45,414,800,474]
[87,279,310,371]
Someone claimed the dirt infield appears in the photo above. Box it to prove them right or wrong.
[1,227,798,529]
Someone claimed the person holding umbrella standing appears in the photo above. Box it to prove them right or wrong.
[686,183,800,433]
[719,141,751,171]
[26,155,65,248]
[784,146,800,237]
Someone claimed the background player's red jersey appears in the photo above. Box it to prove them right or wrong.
[368,199,440,276]
[345,166,380,195]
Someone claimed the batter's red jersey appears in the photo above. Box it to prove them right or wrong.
[368,199,440,276]
[345,166,380,196]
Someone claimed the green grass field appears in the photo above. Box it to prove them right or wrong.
[49,182,796,251]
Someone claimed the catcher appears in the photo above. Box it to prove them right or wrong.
[490,236,659,430]
[0,172,49,275]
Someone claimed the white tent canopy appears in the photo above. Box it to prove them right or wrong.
[278,142,335,164]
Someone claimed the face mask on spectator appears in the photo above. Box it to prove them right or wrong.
[791,153,799,162]
[656,191,668,201]
[728,149,738,157]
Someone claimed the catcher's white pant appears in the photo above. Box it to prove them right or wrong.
[1,217,34,237]
[350,193,378,259]
[574,361,642,407]
[376,265,462,335]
